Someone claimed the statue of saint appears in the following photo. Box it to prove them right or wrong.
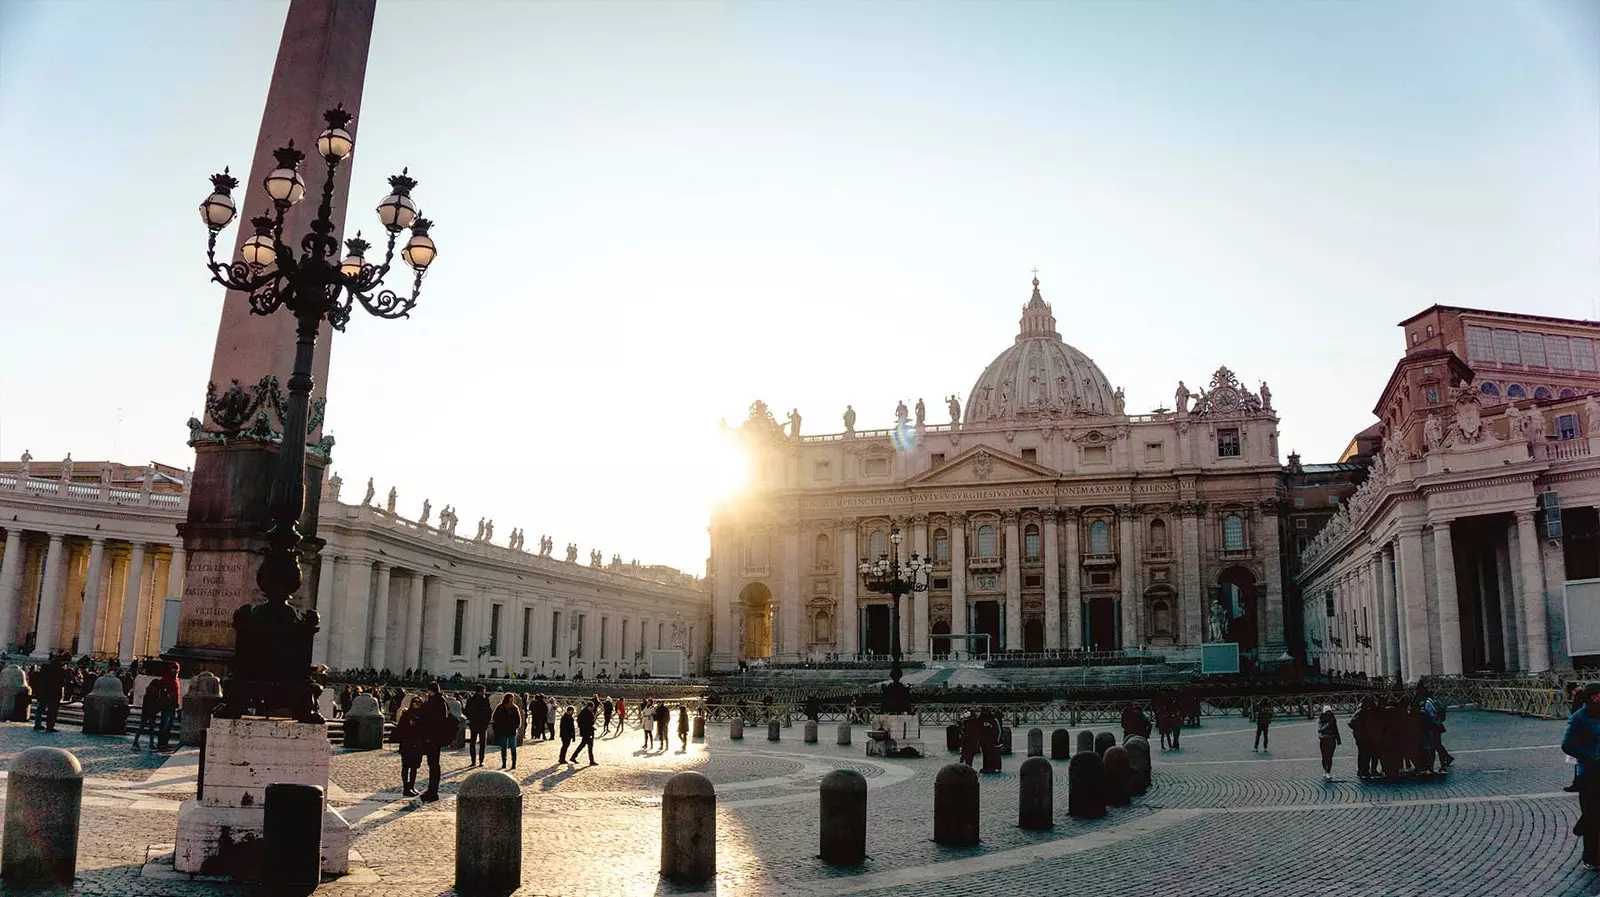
[914,398,926,426]
[18,449,30,478]
[843,405,856,432]
[1259,381,1273,411]
[485,520,495,542]
[362,478,376,505]
[1424,413,1446,450]
[566,543,578,563]
[1112,387,1126,415]
[60,454,73,485]
[419,498,432,527]
[475,518,486,541]
[386,486,397,514]
[1175,382,1191,415]
[895,399,908,423]
[326,471,343,501]
[1208,599,1229,643]
[788,408,802,439]
[947,394,961,424]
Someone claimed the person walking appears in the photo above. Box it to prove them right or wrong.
[395,696,427,796]
[677,704,689,751]
[1570,683,1587,792]
[573,702,598,766]
[1420,686,1453,770]
[156,662,182,751]
[492,694,522,770]
[131,675,172,750]
[419,682,451,802]
[464,685,491,767]
[558,706,577,764]
[1563,683,1600,871]
[1253,697,1274,752]
[1317,705,1342,781]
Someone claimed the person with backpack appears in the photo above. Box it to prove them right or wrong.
[1317,704,1342,781]
[1420,686,1453,770]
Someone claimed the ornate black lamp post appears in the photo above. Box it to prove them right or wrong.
[196,107,437,722]
[859,527,931,714]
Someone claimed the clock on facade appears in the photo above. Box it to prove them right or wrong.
[1213,387,1241,412]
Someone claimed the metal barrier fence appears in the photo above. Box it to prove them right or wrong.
[1476,686,1566,719]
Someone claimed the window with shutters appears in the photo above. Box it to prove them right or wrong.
[933,528,950,563]
[453,600,468,656]
[869,530,887,560]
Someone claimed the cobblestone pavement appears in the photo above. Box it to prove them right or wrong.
[0,710,1590,896]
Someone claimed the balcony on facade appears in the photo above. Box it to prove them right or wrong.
[811,559,833,574]
[742,564,770,578]
[1081,552,1118,568]
[967,555,1002,572]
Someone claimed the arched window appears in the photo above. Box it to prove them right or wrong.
[1507,384,1527,398]
[1535,386,1553,400]
[977,525,997,557]
[747,533,768,567]
[1149,519,1169,553]
[1479,381,1501,396]
[812,610,832,643]
[1223,515,1246,551]
[1024,523,1042,559]
[1088,520,1111,555]
[814,533,830,565]
[1561,387,1578,399]
[869,530,887,560]
[933,528,950,563]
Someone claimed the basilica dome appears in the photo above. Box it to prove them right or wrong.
[964,278,1118,424]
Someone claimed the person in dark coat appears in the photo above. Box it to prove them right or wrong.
[654,701,671,750]
[805,693,822,722]
[492,694,522,770]
[1120,704,1149,741]
[31,656,65,733]
[395,696,427,796]
[677,704,690,751]
[529,693,549,742]
[601,696,615,736]
[1253,698,1274,752]
[464,685,492,767]
[978,708,1002,773]
[1563,683,1600,871]
[558,706,577,764]
[1349,696,1378,779]
[959,710,981,767]
[1378,698,1405,781]
[419,682,451,802]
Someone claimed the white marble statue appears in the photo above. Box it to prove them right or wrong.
[1112,387,1126,415]
[1424,413,1446,451]
[362,477,375,505]
[419,499,431,527]
[843,405,856,433]
[914,398,925,426]
[1259,381,1273,411]
[947,394,961,424]
[1208,599,1228,643]
[326,471,342,500]
[60,454,73,484]
[386,486,397,514]
[788,408,802,439]
[1175,382,1190,415]
[895,399,908,423]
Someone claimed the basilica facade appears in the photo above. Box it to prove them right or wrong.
[709,279,1285,670]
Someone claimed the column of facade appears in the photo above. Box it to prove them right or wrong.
[31,533,66,658]
[76,538,107,657]
[137,551,169,657]
[311,554,338,665]
[166,546,186,603]
[838,520,859,656]
[1431,519,1464,676]
[1495,530,1520,670]
[1063,509,1082,649]
[1368,554,1387,677]
[1514,510,1551,672]
[1002,511,1022,651]
[420,576,449,672]
[405,571,426,670]
[1042,509,1061,650]
[57,541,87,654]
[1379,544,1401,680]
[710,526,736,666]
[911,515,930,660]
[1179,503,1203,646]
[0,529,22,649]
[780,524,801,662]
[343,558,374,669]
[1396,527,1427,680]
[948,513,966,655]
[117,542,147,663]
[369,562,392,671]
[1117,506,1138,652]
[1260,501,1285,652]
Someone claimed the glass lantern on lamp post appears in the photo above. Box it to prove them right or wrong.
[860,527,931,714]
[197,106,438,723]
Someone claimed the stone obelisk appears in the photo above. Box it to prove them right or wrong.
[167,0,376,672]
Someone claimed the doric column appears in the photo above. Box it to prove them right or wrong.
[1496,531,1520,670]
[711,525,736,665]
[780,523,802,662]
[1514,510,1551,672]
[76,538,107,657]
[1259,500,1285,653]
[1002,511,1022,651]
[0,529,22,649]
[911,514,930,660]
[948,513,967,654]
[1063,509,1082,649]
[369,562,391,671]
[1179,502,1204,645]
[1396,526,1428,680]
[838,519,859,656]
[1431,519,1463,675]
[166,546,186,604]
[1042,509,1061,650]
[405,571,426,670]
[118,542,147,663]
[421,576,449,672]
[311,554,338,665]
[1369,552,1389,677]
[31,533,66,658]
[343,558,373,669]
[1380,543,1401,679]
[1117,505,1138,651]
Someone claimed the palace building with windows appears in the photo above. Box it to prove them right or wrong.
[708,278,1286,670]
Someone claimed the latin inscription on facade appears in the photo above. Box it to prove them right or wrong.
[176,550,259,650]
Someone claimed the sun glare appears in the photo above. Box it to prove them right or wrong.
[697,430,751,506]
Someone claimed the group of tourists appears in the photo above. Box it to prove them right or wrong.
[955,708,1005,772]
[1240,687,1451,782]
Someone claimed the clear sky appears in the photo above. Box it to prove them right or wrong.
[1,1,1596,573]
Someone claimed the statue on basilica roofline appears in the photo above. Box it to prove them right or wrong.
[914,398,926,427]
[947,394,961,425]
[326,471,342,501]
[788,408,802,439]
[18,449,31,478]
[419,498,431,527]
[1175,381,1191,415]
[60,454,73,485]
[485,520,495,542]
[895,399,908,423]
[362,477,376,506]
[843,405,856,433]
[386,486,397,514]
[1112,388,1126,416]
[1259,381,1273,412]
[566,543,578,563]
[474,518,485,541]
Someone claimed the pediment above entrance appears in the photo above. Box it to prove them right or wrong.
[907,446,1058,487]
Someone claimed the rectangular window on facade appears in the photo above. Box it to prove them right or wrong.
[1145,442,1164,462]
[1024,528,1041,558]
[622,618,629,659]
[1548,335,1574,369]
[600,616,608,659]
[452,599,467,656]
[933,577,950,590]
[1223,515,1246,551]
[1520,331,1548,367]
[1090,572,1112,586]
[1295,517,1308,530]
[1021,448,1037,463]
[489,604,501,656]
[1493,328,1522,364]
[864,458,889,476]
[1217,428,1241,457]
[658,622,665,649]
[551,611,561,657]
[1024,574,1042,588]
[522,607,532,657]
[1293,497,1305,508]
[1325,592,1335,617]
[1558,413,1580,440]
[1083,445,1108,464]
[1577,338,1599,371]
[576,614,586,659]
[813,460,831,481]
[934,532,950,562]
[930,453,946,468]
[1467,326,1495,362]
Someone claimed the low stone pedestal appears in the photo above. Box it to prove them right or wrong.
[0,666,31,722]
[173,718,350,879]
[343,695,384,751]
[180,673,223,747]
[81,676,130,735]
[865,714,924,758]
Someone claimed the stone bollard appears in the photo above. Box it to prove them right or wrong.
[1103,744,1132,807]
[1018,756,1053,831]
[1094,731,1116,756]
[1124,735,1152,795]
[934,763,980,847]
[767,720,781,742]
[456,770,523,895]
[730,718,744,740]
[1,747,83,884]
[661,772,716,883]
[946,724,961,752]
[693,713,706,740]
[0,665,31,722]
[1076,729,1095,756]
[1026,728,1043,757]
[836,721,852,746]
[804,720,818,744]
[81,674,130,735]
[263,783,323,889]
[343,694,385,750]
[1068,751,1107,819]
[999,726,1013,755]
[818,769,867,866]
[180,672,223,747]
[1050,729,1071,760]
